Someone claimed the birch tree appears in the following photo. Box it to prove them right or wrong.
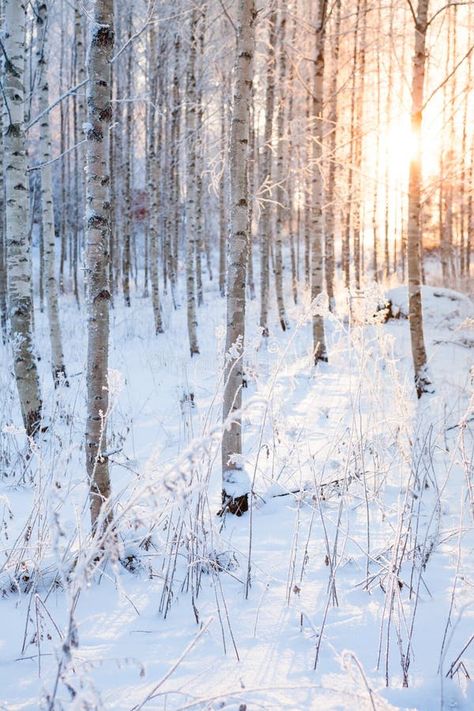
[185,8,200,356]
[85,0,114,531]
[0,0,7,341]
[71,4,86,302]
[218,71,228,298]
[167,32,181,306]
[459,9,471,278]
[468,138,473,276]
[221,0,256,516]
[273,10,289,331]
[352,0,367,291]
[121,7,133,308]
[36,0,67,386]
[324,0,340,310]
[342,4,360,288]
[194,8,206,307]
[311,0,328,364]
[3,0,42,436]
[59,1,68,296]
[148,19,164,335]
[372,2,382,281]
[259,9,277,338]
[407,0,431,397]
[383,4,395,279]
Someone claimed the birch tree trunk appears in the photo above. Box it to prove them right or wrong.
[36,0,67,386]
[112,13,124,298]
[304,91,311,288]
[324,0,340,310]
[218,72,228,298]
[464,5,473,278]
[259,10,277,338]
[384,3,394,279]
[273,11,288,331]
[148,19,164,335]
[59,0,67,294]
[352,0,367,291]
[311,0,328,364]
[108,51,116,299]
[407,0,431,397]
[4,0,42,437]
[167,33,181,307]
[342,4,360,289]
[185,9,200,356]
[121,8,133,308]
[157,37,169,300]
[447,5,457,279]
[438,5,452,285]
[372,1,382,281]
[143,46,150,300]
[459,10,471,278]
[37,189,45,313]
[468,135,473,279]
[286,12,298,306]
[85,0,114,531]
[72,4,86,303]
[0,0,7,341]
[247,102,256,301]
[221,0,256,516]
[194,8,206,307]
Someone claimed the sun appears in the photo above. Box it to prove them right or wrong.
[378,119,440,182]
[382,121,418,178]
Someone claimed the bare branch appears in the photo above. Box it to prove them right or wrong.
[27,139,87,172]
[428,1,474,26]
[217,0,237,33]
[26,79,88,131]
[422,43,474,110]
[405,0,418,25]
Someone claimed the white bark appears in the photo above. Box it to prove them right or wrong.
[311,0,328,364]
[4,0,42,436]
[85,0,114,530]
[167,33,180,306]
[286,12,298,306]
[218,73,228,298]
[273,10,288,331]
[0,0,7,340]
[468,135,473,277]
[342,4,360,288]
[303,92,311,288]
[407,0,431,397]
[259,10,277,338]
[121,7,133,308]
[71,4,86,301]
[384,6,394,279]
[247,102,256,301]
[324,0,340,310]
[36,0,67,386]
[221,0,256,516]
[352,0,367,291]
[185,9,200,356]
[148,20,163,335]
[195,8,206,307]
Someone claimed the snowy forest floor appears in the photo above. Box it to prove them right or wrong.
[0,272,473,710]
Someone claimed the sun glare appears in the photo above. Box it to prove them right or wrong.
[382,122,417,177]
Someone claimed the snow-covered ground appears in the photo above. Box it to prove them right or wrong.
[0,275,472,710]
